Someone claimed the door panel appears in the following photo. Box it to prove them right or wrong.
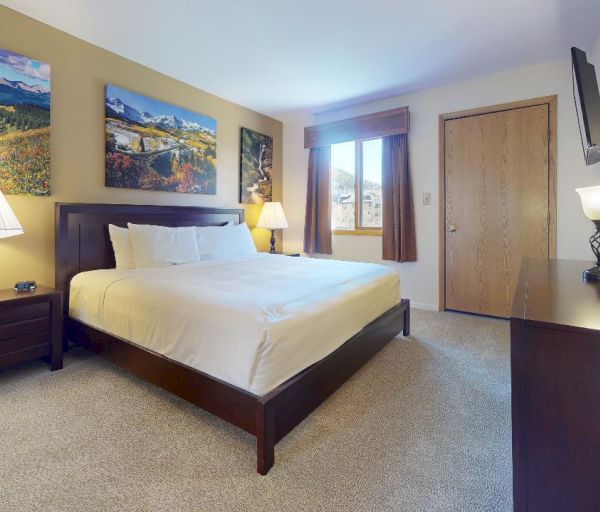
[445,105,549,317]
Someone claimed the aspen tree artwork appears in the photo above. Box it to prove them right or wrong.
[239,127,272,204]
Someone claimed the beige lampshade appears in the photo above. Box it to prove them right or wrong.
[576,186,600,221]
[257,202,288,230]
[0,191,24,238]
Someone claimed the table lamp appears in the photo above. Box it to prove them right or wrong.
[0,190,24,238]
[257,202,288,254]
[576,185,600,281]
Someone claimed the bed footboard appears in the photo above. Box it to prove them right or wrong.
[256,299,410,474]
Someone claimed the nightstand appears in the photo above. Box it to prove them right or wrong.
[0,286,63,371]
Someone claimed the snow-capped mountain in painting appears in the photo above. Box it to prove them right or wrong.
[0,76,50,109]
[106,92,213,134]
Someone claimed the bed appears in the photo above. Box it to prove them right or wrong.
[55,202,410,474]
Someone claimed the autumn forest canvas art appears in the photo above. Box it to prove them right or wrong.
[105,85,217,194]
[0,49,51,196]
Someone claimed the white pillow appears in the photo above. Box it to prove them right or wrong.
[108,224,135,269]
[128,223,200,268]
[195,223,257,260]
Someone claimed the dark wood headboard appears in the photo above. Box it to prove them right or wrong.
[55,202,244,312]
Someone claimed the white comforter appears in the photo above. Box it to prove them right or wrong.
[69,254,400,396]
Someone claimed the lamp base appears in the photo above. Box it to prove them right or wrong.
[584,222,600,281]
[583,266,600,281]
[269,229,276,254]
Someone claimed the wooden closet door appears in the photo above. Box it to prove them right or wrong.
[445,104,550,317]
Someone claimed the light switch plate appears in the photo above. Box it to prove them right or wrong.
[423,192,432,205]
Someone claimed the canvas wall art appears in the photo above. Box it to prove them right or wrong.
[105,84,217,194]
[0,49,51,196]
[240,127,272,204]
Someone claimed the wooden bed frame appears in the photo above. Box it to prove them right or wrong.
[55,202,410,475]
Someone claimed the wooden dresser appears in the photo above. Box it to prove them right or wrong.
[511,258,600,511]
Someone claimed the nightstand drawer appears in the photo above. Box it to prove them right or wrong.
[0,331,50,355]
[0,318,49,340]
[0,302,49,325]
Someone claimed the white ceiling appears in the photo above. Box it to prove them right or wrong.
[3,0,600,120]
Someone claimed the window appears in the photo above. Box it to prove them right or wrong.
[331,138,382,233]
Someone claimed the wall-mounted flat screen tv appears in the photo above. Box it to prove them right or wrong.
[572,47,600,165]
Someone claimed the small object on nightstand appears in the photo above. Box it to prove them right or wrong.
[284,253,301,257]
[14,280,37,292]
[0,286,63,371]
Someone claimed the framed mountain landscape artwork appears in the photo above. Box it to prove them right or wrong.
[105,84,217,194]
[240,127,272,204]
[0,49,51,196]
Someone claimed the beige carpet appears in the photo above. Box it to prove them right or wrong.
[0,309,512,512]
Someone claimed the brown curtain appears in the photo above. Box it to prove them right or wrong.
[304,146,332,254]
[382,133,416,262]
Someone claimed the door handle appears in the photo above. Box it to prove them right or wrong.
[448,225,457,232]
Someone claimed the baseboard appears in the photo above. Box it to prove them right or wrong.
[410,301,439,311]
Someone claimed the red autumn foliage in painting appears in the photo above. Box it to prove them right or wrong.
[0,127,50,196]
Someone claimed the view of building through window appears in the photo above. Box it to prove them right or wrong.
[331,141,355,229]
[360,138,382,227]
[331,138,382,230]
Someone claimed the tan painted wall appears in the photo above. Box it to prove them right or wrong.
[0,6,282,289]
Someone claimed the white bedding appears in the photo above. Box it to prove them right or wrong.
[69,254,400,396]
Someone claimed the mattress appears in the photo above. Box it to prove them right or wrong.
[69,254,401,396]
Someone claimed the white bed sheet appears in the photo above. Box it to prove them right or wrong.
[69,254,401,396]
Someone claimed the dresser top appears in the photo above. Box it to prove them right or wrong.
[512,258,600,332]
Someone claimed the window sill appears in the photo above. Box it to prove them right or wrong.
[333,229,382,236]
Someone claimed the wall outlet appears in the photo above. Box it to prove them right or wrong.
[422,192,432,205]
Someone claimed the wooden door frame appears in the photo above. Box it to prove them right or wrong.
[438,95,558,311]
